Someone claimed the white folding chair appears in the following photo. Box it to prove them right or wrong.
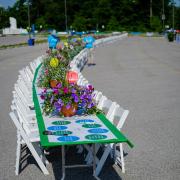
[93,91,103,104]
[12,97,37,134]
[9,111,49,175]
[95,105,129,176]
[113,107,129,173]
[85,101,118,165]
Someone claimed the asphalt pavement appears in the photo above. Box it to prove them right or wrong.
[0,37,180,180]
[83,37,180,180]
[0,35,46,46]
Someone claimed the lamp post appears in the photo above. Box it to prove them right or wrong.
[24,0,31,39]
[64,0,68,32]
[162,0,165,32]
[172,0,175,30]
[27,0,30,29]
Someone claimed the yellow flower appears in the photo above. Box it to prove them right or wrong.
[64,42,68,47]
[50,58,59,68]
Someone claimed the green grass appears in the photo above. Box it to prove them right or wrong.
[0,39,47,50]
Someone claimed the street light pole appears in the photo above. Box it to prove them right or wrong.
[64,0,68,32]
[150,0,153,27]
[172,0,175,30]
[162,0,165,31]
[27,0,30,29]
[27,0,31,39]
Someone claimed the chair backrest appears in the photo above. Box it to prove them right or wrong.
[100,98,113,114]
[29,62,36,73]
[94,91,103,103]
[97,95,107,110]
[106,102,119,121]
[105,102,129,129]
[9,111,29,138]
[25,66,34,81]
[114,107,129,130]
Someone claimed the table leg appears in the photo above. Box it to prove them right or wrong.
[61,145,65,180]
[93,144,101,180]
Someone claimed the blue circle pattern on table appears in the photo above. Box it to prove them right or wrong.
[76,119,95,124]
[57,136,80,142]
[47,126,68,131]
[88,128,109,134]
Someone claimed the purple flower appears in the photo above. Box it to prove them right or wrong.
[53,88,59,94]
[87,102,95,109]
[71,88,76,93]
[72,94,79,103]
[40,95,45,100]
[50,96,54,104]
[56,82,62,89]
[66,103,71,109]
[58,99,63,106]
[54,101,62,111]
[80,94,85,100]
[86,94,92,100]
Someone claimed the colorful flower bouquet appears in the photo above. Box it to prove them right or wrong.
[40,83,100,117]
[38,38,101,117]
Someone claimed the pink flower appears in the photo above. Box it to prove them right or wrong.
[63,87,69,94]
[53,88,59,94]
[40,95,45,100]
[43,88,47,93]
[87,85,94,91]
[45,69,48,75]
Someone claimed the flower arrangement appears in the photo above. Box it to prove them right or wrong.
[40,83,100,117]
[38,38,84,88]
[37,37,101,117]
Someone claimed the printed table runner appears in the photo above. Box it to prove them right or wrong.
[33,64,133,148]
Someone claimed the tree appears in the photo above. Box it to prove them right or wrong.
[150,16,162,32]
[107,16,119,31]
[1,0,179,32]
[0,7,9,29]
[72,16,87,31]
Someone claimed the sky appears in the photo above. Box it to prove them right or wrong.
[0,0,180,8]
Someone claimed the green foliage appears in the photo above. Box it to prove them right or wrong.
[167,32,174,42]
[0,7,9,29]
[72,16,87,31]
[38,38,84,88]
[150,16,162,32]
[107,16,119,31]
[0,0,180,31]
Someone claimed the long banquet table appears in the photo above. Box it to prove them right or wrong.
[33,64,133,179]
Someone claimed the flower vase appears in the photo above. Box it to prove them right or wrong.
[61,104,78,117]
[50,80,58,88]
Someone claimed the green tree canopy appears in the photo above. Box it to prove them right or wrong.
[0,0,180,31]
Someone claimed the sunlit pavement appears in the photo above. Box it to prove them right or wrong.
[0,37,180,179]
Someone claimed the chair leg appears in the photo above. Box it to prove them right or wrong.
[95,145,112,176]
[120,143,125,173]
[33,142,49,165]
[84,144,100,165]
[76,145,83,154]
[15,131,21,175]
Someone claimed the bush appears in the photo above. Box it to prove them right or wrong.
[167,32,174,42]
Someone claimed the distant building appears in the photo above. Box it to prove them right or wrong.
[3,17,28,35]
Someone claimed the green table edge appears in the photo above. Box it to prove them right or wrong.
[33,64,134,148]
